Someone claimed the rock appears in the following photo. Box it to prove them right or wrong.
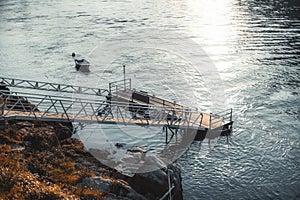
[0,118,183,199]
[89,148,111,163]
[115,143,125,148]
[126,162,183,200]
[127,146,147,154]
[24,129,59,151]
[81,176,146,200]
[53,122,73,140]
[101,147,183,200]
[81,176,111,192]
[86,145,183,199]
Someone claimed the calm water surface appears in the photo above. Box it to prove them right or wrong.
[1,0,299,199]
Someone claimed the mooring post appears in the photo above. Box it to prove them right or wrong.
[123,65,126,90]
[209,113,212,129]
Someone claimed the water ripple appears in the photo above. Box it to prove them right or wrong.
[1,0,300,199]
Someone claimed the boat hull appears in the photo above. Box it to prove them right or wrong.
[75,59,90,72]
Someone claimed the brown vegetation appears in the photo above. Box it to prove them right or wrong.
[0,120,105,199]
[0,119,183,200]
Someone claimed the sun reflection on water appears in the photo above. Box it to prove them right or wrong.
[186,0,238,72]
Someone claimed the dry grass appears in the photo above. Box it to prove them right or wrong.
[0,139,106,199]
[0,126,24,144]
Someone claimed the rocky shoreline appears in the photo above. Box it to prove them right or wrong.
[0,118,183,199]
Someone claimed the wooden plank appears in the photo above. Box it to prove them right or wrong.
[112,90,226,129]
[2,110,211,130]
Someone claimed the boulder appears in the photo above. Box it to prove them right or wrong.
[84,146,184,199]
[104,146,183,200]
[127,162,183,200]
[81,176,146,200]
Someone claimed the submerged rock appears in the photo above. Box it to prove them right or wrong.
[88,145,183,199]
[128,162,183,200]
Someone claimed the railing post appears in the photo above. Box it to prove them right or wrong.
[199,113,203,127]
[0,95,6,116]
[165,125,168,144]
[109,83,112,94]
[209,113,212,129]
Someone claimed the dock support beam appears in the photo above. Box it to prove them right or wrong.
[164,125,178,144]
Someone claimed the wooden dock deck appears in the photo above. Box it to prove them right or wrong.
[2,110,207,131]
[111,89,230,129]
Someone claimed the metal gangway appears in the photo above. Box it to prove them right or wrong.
[0,77,233,142]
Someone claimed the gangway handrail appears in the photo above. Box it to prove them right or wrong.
[1,91,202,113]
[209,108,233,129]
[114,89,197,111]
[211,108,232,117]
[109,78,131,94]
[0,77,109,97]
[1,92,204,115]
[1,92,207,129]
[1,90,107,105]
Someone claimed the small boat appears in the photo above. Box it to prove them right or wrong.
[72,52,90,72]
[75,58,90,72]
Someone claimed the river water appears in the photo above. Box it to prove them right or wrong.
[1,0,299,199]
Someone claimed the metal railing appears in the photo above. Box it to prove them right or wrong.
[1,91,206,129]
[0,77,109,97]
[209,108,232,129]
[109,78,131,94]
[1,77,233,131]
